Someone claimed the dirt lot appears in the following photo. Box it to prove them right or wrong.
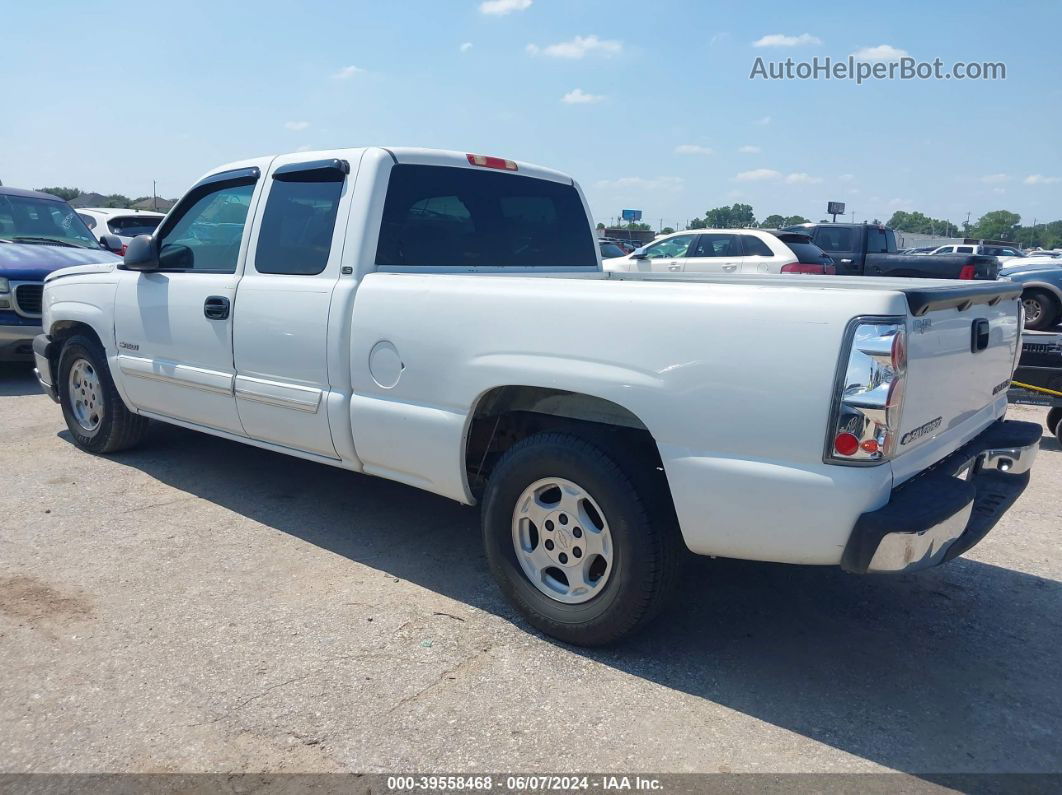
[1,361,1059,776]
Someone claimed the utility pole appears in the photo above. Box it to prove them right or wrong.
[152,180,157,212]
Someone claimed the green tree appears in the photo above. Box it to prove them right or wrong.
[761,214,786,228]
[660,226,675,235]
[783,215,810,226]
[36,186,81,201]
[703,203,756,229]
[687,217,707,229]
[596,222,605,230]
[886,210,959,237]
[971,210,1021,241]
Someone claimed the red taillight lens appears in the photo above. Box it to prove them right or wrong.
[958,264,976,279]
[780,263,825,274]
[120,244,128,256]
[834,433,860,456]
[466,153,518,171]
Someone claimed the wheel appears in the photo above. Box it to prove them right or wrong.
[1022,289,1060,331]
[58,335,148,453]
[481,432,680,646]
[1048,407,1062,436]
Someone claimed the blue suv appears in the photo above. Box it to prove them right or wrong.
[0,187,122,360]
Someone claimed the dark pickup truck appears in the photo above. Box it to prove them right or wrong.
[783,223,1000,280]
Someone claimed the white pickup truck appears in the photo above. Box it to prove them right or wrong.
[33,147,1040,645]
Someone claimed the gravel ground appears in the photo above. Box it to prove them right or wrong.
[1,361,1059,776]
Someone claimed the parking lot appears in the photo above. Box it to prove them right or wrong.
[1,361,1059,776]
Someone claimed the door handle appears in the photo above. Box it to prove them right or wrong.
[204,296,230,320]
[722,264,737,272]
[667,264,682,271]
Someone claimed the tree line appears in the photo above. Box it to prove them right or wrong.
[36,186,163,209]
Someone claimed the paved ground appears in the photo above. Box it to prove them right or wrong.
[1,361,1059,776]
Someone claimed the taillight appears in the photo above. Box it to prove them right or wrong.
[466,153,518,171]
[120,244,128,256]
[780,262,825,274]
[825,317,908,464]
[958,264,976,279]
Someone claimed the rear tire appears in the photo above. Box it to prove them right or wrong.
[1048,407,1062,437]
[58,335,148,454]
[481,432,680,646]
[1023,289,1060,331]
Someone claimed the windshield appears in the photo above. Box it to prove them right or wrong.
[0,194,100,248]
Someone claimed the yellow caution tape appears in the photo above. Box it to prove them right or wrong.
[1011,380,1062,398]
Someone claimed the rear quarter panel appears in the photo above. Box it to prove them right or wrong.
[347,273,907,563]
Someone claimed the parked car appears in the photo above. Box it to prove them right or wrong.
[901,246,937,255]
[602,228,833,274]
[0,187,121,361]
[787,223,1000,279]
[34,147,1039,645]
[77,208,165,254]
[930,243,1025,262]
[1000,261,1062,330]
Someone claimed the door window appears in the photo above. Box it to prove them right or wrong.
[866,227,888,254]
[156,183,255,272]
[692,233,742,257]
[255,177,344,275]
[641,235,695,259]
[813,227,855,253]
[740,235,774,257]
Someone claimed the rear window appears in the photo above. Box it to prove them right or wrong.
[107,215,163,237]
[376,164,596,268]
[786,241,831,264]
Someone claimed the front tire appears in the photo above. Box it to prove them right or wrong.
[482,432,680,646]
[58,335,148,454]
[1023,289,1060,331]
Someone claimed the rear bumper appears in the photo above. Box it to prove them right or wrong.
[841,419,1042,573]
[33,333,59,402]
[0,323,42,362]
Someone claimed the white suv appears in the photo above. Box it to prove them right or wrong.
[602,228,834,274]
[76,208,165,251]
[929,243,1025,262]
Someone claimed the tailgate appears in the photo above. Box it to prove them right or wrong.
[893,284,1022,474]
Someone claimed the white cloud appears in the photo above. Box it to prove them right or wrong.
[839,173,855,182]
[980,173,1010,183]
[284,121,310,131]
[1024,174,1060,185]
[851,44,909,61]
[332,65,366,79]
[595,176,684,193]
[562,88,604,104]
[675,144,713,156]
[735,169,782,182]
[479,0,532,14]
[753,33,822,48]
[459,42,473,53]
[785,172,823,184]
[526,34,622,59]
[754,115,772,125]
[738,145,761,154]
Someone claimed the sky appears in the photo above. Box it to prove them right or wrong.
[2,0,1060,229]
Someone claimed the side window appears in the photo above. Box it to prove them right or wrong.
[375,164,596,268]
[692,234,742,257]
[934,246,953,254]
[813,227,854,252]
[956,246,974,254]
[255,175,344,275]
[643,235,695,259]
[740,235,774,257]
[78,213,97,230]
[157,182,255,272]
[866,227,888,254]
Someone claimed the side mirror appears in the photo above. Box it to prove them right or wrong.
[99,234,124,254]
[631,250,648,260]
[121,234,160,272]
